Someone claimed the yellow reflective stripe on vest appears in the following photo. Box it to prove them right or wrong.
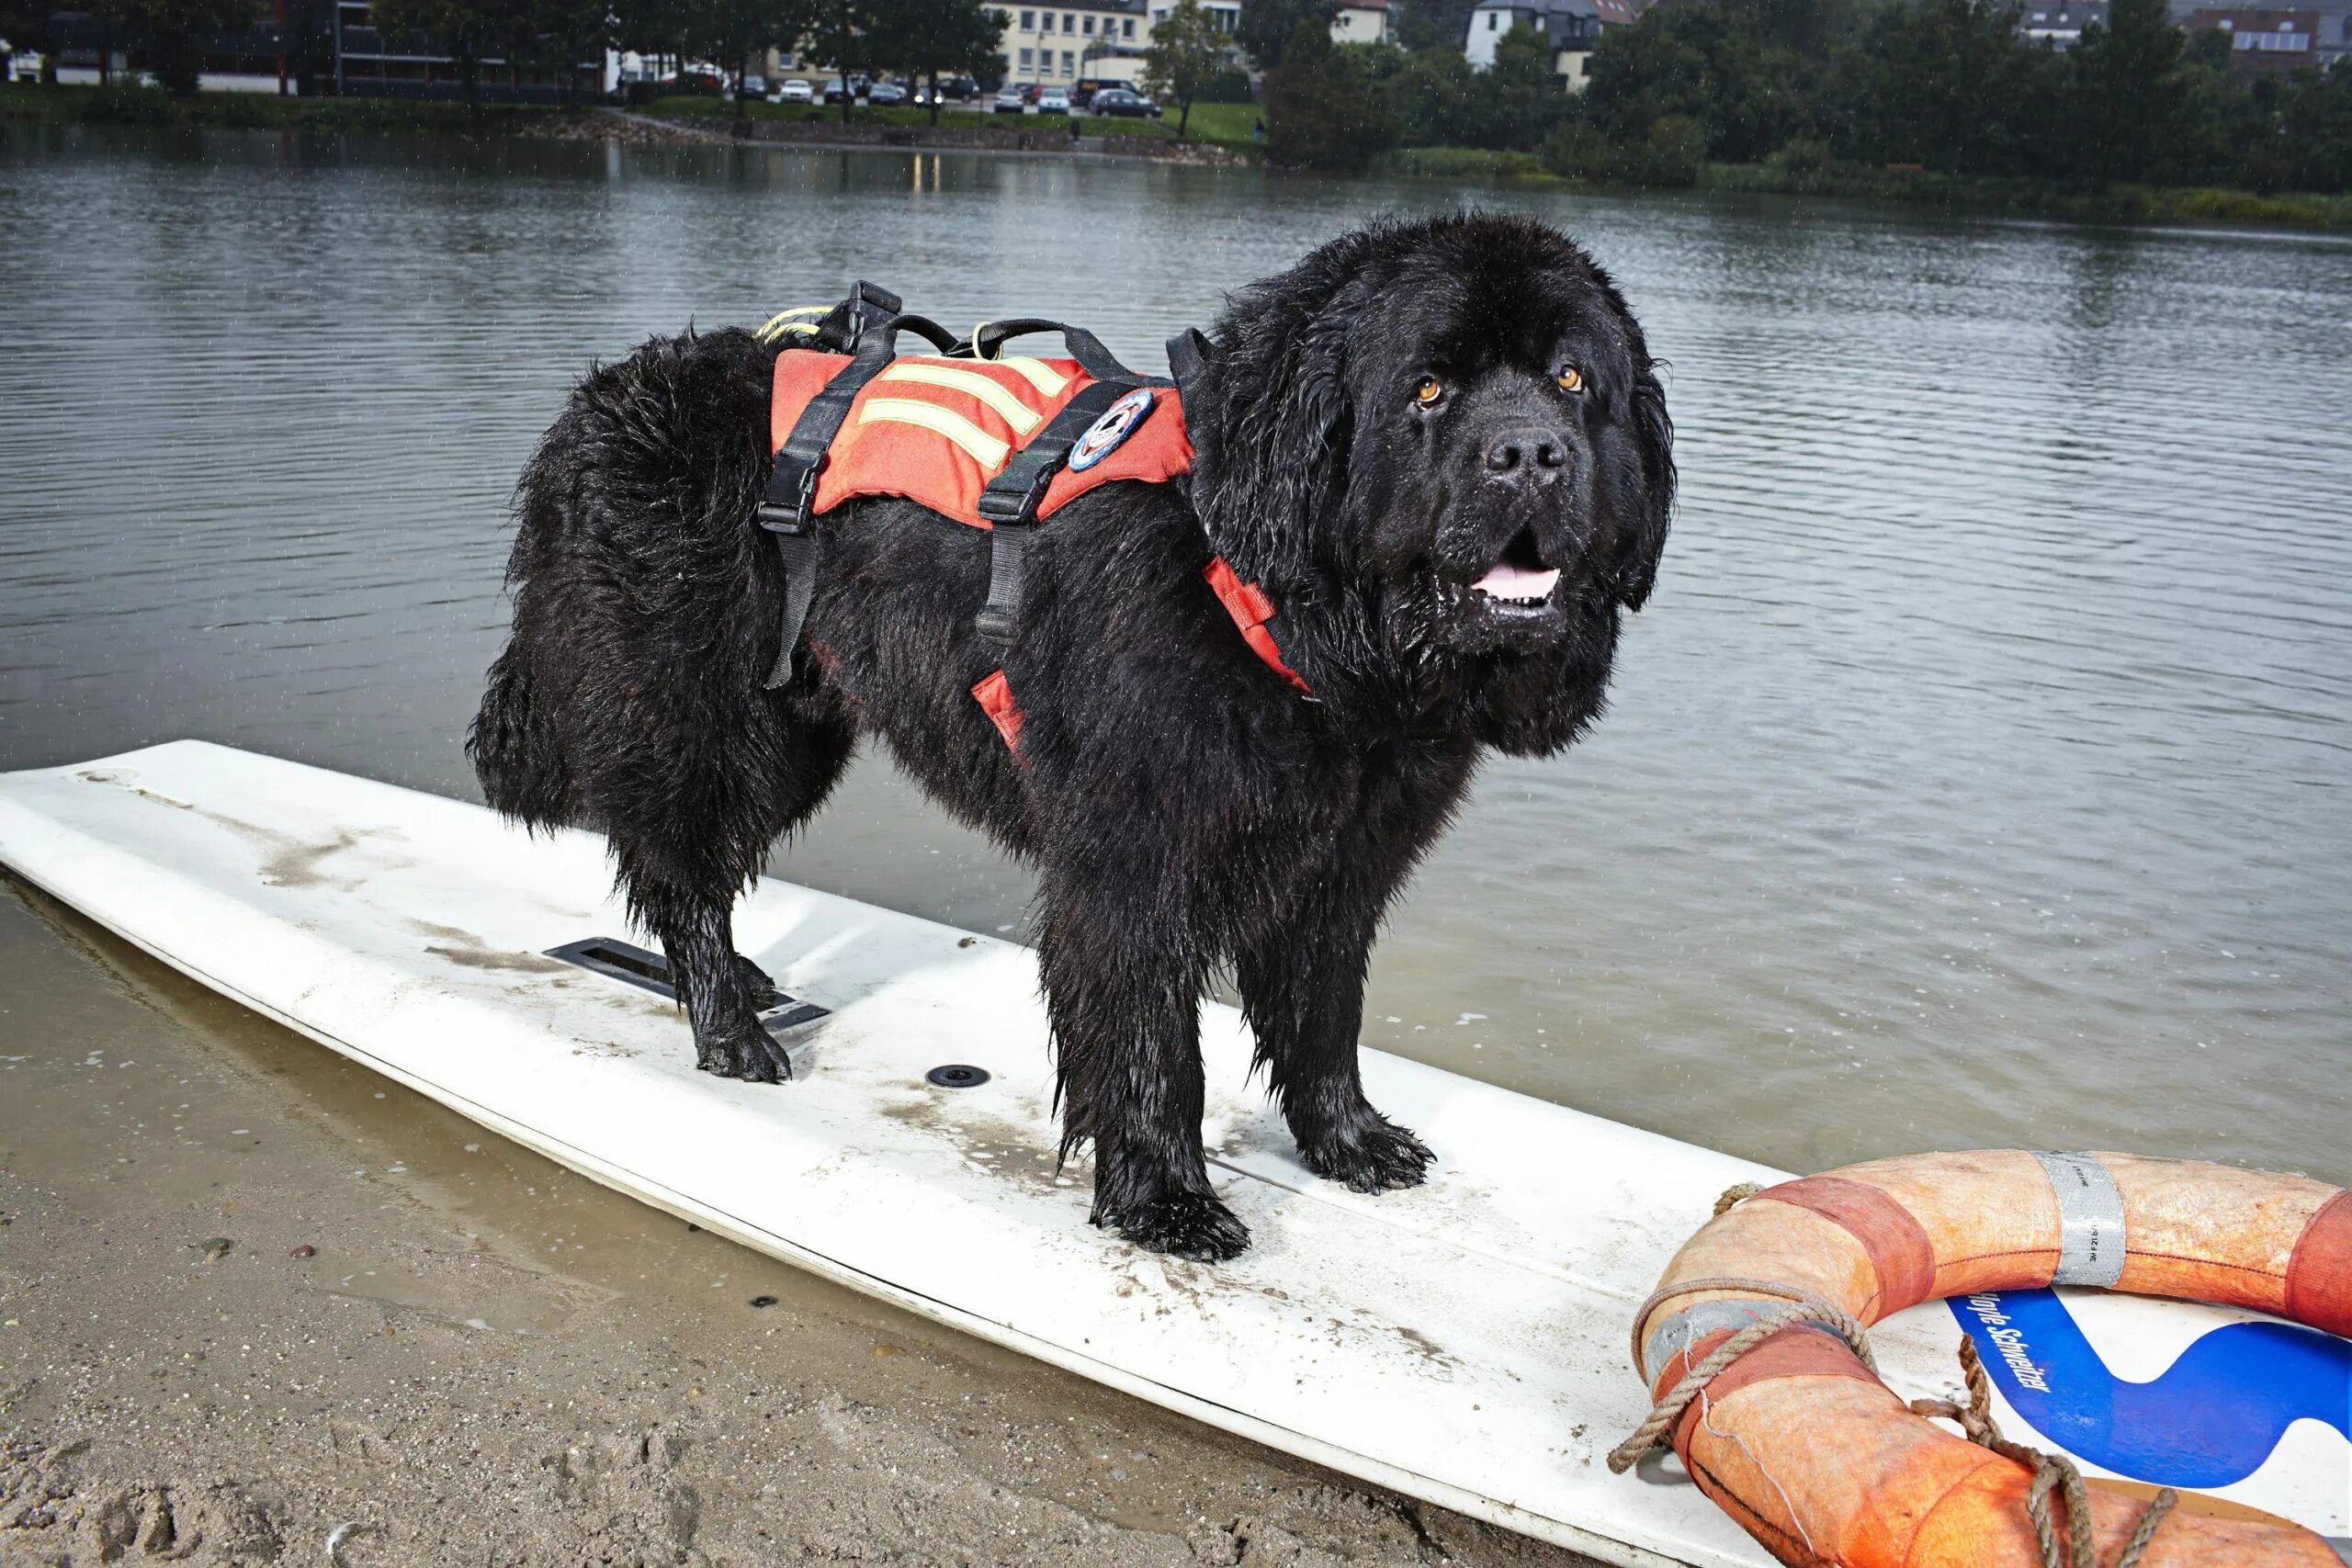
[855,398,1012,471]
[876,362,1046,435]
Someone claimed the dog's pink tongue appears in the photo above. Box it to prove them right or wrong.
[1473,562,1560,600]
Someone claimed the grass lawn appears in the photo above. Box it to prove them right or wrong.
[1156,99,1259,150]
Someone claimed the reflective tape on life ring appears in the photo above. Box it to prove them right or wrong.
[2035,1149,2128,1288]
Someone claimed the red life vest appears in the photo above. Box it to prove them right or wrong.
[766,345,1312,750]
[769,348,1194,527]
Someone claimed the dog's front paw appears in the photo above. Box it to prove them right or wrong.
[694,1017,797,1085]
[1093,1189,1251,1263]
[1299,1116,1434,1194]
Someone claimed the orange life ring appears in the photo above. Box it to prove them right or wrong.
[1623,1150,2349,1567]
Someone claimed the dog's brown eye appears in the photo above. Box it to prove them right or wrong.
[1413,375,1445,409]
[1555,367,1586,395]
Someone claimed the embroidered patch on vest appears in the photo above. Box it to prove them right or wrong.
[1067,387,1156,472]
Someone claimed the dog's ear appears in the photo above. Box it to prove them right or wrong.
[1185,281,1362,590]
[1613,344,1676,613]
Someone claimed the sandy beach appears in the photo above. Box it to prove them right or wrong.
[0,880,1595,1567]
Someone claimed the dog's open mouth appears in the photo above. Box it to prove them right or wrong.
[1471,528,1560,608]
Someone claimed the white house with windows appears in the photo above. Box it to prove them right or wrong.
[1003,0,1153,86]
[1331,0,1393,42]
[1464,0,1629,85]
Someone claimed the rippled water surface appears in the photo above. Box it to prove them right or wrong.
[3,125,2346,1183]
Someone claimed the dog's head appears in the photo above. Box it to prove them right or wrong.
[1188,215,1673,745]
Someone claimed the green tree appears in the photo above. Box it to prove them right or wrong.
[1237,0,1333,70]
[1262,20,1399,169]
[808,0,886,120]
[1858,0,2036,174]
[1141,0,1225,138]
[1389,41,1482,145]
[2282,57,2352,192]
[81,0,262,94]
[1483,20,1566,150]
[1580,0,1848,163]
[700,0,819,119]
[869,0,1003,124]
[2067,0,2183,183]
[368,0,537,102]
[1391,0,1473,54]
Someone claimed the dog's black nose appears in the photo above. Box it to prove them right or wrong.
[1484,427,1571,481]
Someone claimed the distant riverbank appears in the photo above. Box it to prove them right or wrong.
[0,84,1243,162]
[8,84,2346,232]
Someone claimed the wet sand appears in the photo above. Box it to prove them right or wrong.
[0,879,1597,1567]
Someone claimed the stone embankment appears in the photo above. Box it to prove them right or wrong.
[525,107,1244,164]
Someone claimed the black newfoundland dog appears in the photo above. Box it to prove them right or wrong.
[469,212,1673,1261]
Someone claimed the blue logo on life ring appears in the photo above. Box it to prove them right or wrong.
[1068,388,1156,472]
[1950,1289,2352,1488]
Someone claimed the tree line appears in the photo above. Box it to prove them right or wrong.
[2,0,1006,117]
[1263,0,2352,195]
[365,0,1008,118]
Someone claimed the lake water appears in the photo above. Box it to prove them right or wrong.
[3,124,2346,1186]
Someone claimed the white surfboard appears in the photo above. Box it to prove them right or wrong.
[1,742,2344,1567]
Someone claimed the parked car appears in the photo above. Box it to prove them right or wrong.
[866,80,906,105]
[736,73,766,100]
[913,75,976,106]
[821,77,852,103]
[1089,87,1155,118]
[770,77,813,103]
[992,85,1028,114]
[6,50,42,84]
[1036,86,1069,114]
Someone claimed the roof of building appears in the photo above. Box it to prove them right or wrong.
[2187,6,2320,19]
[1471,0,1633,19]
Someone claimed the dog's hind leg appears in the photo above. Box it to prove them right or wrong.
[602,709,856,1085]
[1037,867,1250,1262]
[1237,888,1434,1195]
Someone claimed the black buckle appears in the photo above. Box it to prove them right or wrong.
[843,281,900,345]
[760,458,822,532]
[976,487,1038,525]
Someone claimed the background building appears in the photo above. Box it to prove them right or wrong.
[2020,0,2110,48]
[2188,6,2328,70]
[1001,0,1150,86]
[1463,0,1631,85]
[1330,0,1392,43]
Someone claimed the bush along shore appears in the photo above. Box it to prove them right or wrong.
[1266,0,2352,231]
[1368,142,2352,231]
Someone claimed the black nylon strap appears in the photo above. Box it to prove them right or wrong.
[760,527,822,688]
[972,525,1030,649]
[973,378,1135,648]
[1165,327,1210,393]
[759,295,933,688]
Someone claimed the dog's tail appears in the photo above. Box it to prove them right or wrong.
[465,408,594,833]
[467,641,576,830]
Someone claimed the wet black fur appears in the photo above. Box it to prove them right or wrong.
[469,213,1674,1261]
